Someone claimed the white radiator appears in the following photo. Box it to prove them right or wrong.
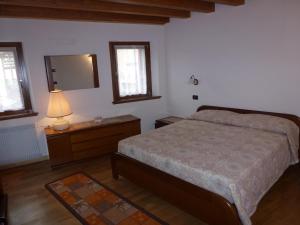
[0,124,41,166]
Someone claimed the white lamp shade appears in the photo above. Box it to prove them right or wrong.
[47,90,72,118]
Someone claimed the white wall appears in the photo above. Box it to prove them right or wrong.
[0,19,169,159]
[165,0,300,117]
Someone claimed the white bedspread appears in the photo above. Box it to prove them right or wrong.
[118,115,299,225]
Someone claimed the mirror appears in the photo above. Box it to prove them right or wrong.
[45,54,99,91]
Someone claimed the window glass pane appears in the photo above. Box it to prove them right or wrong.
[116,46,147,97]
[0,48,24,112]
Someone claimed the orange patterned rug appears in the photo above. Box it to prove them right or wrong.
[46,172,168,225]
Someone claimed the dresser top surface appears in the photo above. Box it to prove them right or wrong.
[45,114,140,136]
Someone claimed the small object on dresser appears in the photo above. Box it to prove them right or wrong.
[94,116,103,123]
[155,116,184,129]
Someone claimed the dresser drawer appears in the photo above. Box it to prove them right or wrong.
[70,121,139,143]
[47,135,72,167]
[72,134,122,152]
[71,126,121,143]
[73,143,118,160]
[122,121,141,136]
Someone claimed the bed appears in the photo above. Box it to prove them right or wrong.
[111,106,300,225]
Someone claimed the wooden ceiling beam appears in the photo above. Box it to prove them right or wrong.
[101,0,215,13]
[207,0,245,6]
[0,5,170,25]
[0,0,190,18]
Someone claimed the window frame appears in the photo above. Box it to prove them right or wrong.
[109,41,160,104]
[0,42,37,121]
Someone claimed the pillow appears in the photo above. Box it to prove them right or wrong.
[189,110,299,163]
[188,109,238,125]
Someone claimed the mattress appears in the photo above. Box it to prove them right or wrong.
[118,119,295,225]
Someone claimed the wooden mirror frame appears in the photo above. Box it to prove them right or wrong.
[44,54,100,92]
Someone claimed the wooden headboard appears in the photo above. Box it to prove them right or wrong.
[197,105,300,160]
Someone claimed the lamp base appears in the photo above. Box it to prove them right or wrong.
[52,117,70,131]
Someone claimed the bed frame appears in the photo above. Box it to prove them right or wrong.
[111,105,300,225]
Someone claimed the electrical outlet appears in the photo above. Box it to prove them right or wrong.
[192,95,198,100]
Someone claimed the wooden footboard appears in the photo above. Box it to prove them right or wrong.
[111,152,242,225]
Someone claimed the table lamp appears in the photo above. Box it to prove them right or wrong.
[47,90,72,131]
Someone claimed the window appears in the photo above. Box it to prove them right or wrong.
[109,42,160,104]
[0,42,36,120]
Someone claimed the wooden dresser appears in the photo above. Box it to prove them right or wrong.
[45,115,141,168]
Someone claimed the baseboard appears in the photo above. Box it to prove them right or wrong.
[0,156,49,171]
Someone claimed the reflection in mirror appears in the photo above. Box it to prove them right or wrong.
[45,54,99,91]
